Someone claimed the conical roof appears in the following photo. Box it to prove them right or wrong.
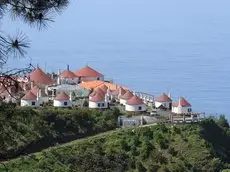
[55,92,69,101]
[99,84,108,92]
[120,90,133,100]
[119,87,126,96]
[29,67,54,85]
[90,92,104,102]
[94,87,105,96]
[127,95,144,105]
[22,91,37,100]
[173,97,191,107]
[111,89,119,96]
[30,85,47,97]
[59,69,77,79]
[75,66,103,77]
[155,93,172,102]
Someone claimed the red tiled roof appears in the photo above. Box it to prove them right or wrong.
[79,80,128,91]
[59,70,77,79]
[22,91,37,100]
[127,95,144,105]
[29,67,54,85]
[55,92,69,101]
[173,97,191,107]
[30,86,47,97]
[94,87,105,96]
[90,92,104,102]
[155,93,172,102]
[120,90,133,100]
[99,84,108,92]
[75,66,103,77]
[111,89,119,96]
[119,87,126,96]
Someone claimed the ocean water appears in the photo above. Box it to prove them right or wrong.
[2,0,230,116]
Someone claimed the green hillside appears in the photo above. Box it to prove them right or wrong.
[0,103,121,160]
[3,118,230,172]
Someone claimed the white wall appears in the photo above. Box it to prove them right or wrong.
[60,78,79,84]
[38,97,49,104]
[155,101,172,109]
[53,100,72,107]
[89,101,108,109]
[21,100,39,107]
[125,104,147,112]
[119,98,127,105]
[172,106,192,114]
[81,76,104,82]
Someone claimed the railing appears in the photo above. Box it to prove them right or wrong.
[135,92,154,103]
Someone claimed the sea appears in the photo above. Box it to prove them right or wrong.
[2,0,230,117]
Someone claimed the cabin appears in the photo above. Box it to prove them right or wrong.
[21,91,39,107]
[155,93,172,109]
[172,97,192,114]
[89,91,108,109]
[29,67,54,87]
[53,92,72,107]
[125,95,147,112]
[58,65,78,85]
[119,90,133,105]
[75,65,104,83]
[30,85,49,105]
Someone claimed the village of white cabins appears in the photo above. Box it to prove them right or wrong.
[0,65,205,127]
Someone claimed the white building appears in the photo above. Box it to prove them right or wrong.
[89,87,105,100]
[119,90,133,105]
[53,92,72,107]
[75,65,104,82]
[125,95,147,112]
[155,93,172,109]
[172,97,192,114]
[58,65,78,85]
[89,91,108,109]
[21,91,40,107]
[31,85,49,105]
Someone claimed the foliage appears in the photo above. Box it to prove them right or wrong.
[4,120,230,172]
[0,104,122,160]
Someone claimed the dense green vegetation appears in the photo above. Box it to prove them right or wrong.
[3,116,230,172]
[0,103,122,160]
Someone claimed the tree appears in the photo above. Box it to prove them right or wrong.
[218,115,230,129]
[0,0,69,95]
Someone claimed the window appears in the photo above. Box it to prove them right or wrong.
[64,102,68,106]
[97,77,100,80]
[31,101,36,106]
[98,103,101,107]
[138,106,142,110]
[188,108,192,112]
[101,103,104,107]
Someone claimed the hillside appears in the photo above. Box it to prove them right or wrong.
[0,103,121,160]
[3,118,230,172]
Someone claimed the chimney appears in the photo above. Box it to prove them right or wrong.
[67,64,70,71]
[37,91,39,101]
[30,81,34,89]
[178,97,181,107]
[168,92,171,98]
[69,92,72,101]
[39,89,42,97]
[57,69,61,85]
